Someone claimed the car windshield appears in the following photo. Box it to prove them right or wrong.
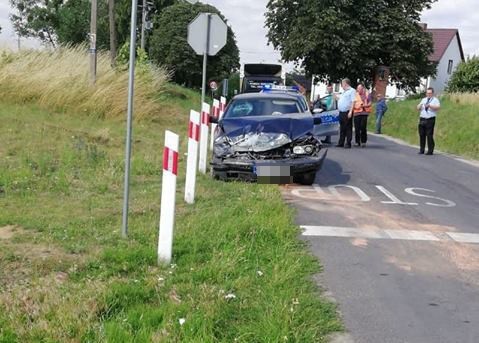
[223,98,302,118]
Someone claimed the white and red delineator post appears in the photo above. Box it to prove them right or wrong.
[198,102,210,174]
[220,96,227,119]
[210,99,220,151]
[185,110,200,204]
[158,130,179,265]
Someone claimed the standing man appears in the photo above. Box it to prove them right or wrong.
[336,78,356,148]
[321,84,336,144]
[417,87,440,155]
[375,93,388,134]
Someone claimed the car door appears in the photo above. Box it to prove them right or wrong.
[312,95,340,136]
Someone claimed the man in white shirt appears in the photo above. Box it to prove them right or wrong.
[416,87,441,155]
[336,78,356,148]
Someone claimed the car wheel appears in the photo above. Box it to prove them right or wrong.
[297,171,316,185]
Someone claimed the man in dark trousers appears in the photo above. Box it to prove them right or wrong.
[375,93,388,134]
[416,87,441,155]
[336,78,356,148]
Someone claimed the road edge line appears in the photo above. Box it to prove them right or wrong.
[368,132,479,169]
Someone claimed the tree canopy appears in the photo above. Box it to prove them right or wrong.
[447,56,479,93]
[265,0,438,90]
[148,2,240,87]
[9,0,174,49]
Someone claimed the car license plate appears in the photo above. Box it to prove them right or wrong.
[255,164,293,184]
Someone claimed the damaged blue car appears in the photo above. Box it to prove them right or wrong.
[210,92,327,185]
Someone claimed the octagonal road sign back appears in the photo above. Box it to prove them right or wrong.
[188,13,227,56]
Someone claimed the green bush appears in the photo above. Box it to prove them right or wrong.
[447,56,479,93]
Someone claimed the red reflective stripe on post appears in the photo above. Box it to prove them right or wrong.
[211,106,218,118]
[201,111,209,125]
[163,147,179,175]
[171,150,178,175]
[188,121,200,141]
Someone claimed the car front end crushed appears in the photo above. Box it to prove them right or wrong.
[211,132,328,184]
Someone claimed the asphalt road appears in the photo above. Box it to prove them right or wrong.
[282,134,479,343]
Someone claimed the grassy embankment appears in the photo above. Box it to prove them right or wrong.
[372,94,479,160]
[0,47,340,342]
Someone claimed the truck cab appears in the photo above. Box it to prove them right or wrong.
[240,64,284,93]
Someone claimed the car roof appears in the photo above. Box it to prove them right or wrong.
[232,92,299,101]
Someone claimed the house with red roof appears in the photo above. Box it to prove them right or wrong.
[385,24,465,97]
[423,24,465,94]
[384,24,465,98]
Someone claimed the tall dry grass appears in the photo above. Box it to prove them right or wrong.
[447,92,479,106]
[0,45,169,120]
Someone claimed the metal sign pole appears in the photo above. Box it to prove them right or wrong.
[200,13,211,107]
[121,0,139,238]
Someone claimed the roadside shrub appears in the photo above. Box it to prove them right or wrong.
[0,45,169,120]
[447,56,479,93]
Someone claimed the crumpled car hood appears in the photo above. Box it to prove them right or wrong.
[215,114,317,155]
[221,114,315,141]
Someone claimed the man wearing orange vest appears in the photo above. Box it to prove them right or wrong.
[352,83,372,147]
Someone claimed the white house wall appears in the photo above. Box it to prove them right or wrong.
[429,35,462,94]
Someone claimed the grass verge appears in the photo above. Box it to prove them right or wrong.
[370,94,479,160]
[0,46,169,120]
[0,92,341,341]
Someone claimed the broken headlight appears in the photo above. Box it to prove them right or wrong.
[293,145,315,155]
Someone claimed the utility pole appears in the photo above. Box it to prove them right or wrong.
[108,0,117,66]
[90,0,98,85]
[140,0,147,50]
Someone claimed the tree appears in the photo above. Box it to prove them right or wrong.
[265,0,438,91]
[447,56,479,93]
[10,0,62,47]
[10,0,174,56]
[148,2,240,87]
[114,0,176,53]
[9,0,109,48]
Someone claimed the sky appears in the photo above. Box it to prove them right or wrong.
[1,0,478,64]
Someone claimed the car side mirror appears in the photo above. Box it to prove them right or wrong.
[312,108,323,114]
[209,115,219,124]
[313,117,322,125]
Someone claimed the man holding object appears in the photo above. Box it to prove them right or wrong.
[417,87,440,155]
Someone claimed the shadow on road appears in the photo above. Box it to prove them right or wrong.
[314,157,351,186]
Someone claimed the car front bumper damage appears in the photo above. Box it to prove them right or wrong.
[211,149,327,183]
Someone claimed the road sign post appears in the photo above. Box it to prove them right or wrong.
[201,14,211,107]
[210,99,220,151]
[199,102,210,173]
[185,110,200,204]
[121,0,139,238]
[188,13,227,108]
[158,130,179,264]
